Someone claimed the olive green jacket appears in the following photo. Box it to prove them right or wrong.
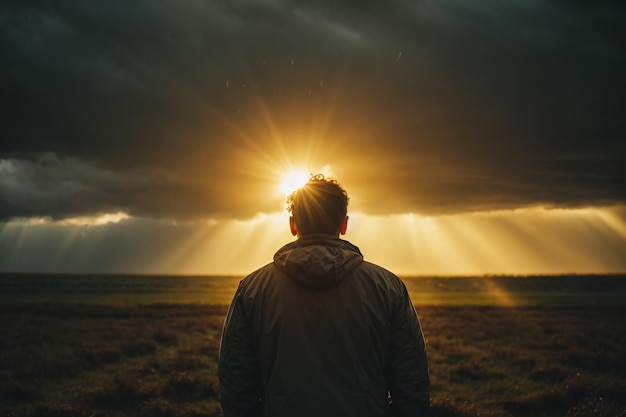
[219,235,429,417]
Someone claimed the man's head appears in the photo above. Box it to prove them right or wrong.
[286,174,349,237]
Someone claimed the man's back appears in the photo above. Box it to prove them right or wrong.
[219,235,429,417]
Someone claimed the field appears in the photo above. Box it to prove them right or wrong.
[1,274,625,417]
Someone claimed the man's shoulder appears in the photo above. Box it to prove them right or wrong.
[354,260,405,286]
[239,262,282,287]
[357,260,400,277]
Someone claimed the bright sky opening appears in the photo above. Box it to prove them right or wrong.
[279,170,309,196]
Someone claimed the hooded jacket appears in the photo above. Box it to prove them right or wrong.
[219,235,429,417]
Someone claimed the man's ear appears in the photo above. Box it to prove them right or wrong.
[289,216,298,237]
[339,216,349,235]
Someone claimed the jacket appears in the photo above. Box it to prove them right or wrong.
[219,234,429,417]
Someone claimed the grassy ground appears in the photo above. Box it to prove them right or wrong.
[2,273,626,306]
[1,302,625,417]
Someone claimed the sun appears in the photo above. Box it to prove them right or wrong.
[279,170,309,196]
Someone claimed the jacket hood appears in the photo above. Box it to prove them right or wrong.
[273,234,364,289]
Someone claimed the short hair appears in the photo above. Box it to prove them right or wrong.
[286,174,349,236]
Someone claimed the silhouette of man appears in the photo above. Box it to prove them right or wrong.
[219,174,429,417]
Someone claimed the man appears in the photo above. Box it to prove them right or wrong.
[219,174,429,417]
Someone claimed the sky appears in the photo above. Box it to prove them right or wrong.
[1,0,625,275]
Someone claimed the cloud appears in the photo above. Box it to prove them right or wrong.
[1,0,624,220]
[0,154,149,220]
[0,153,287,221]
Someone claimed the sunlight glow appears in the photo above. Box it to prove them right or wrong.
[279,170,309,196]
[16,212,131,227]
[1,206,625,275]
[58,212,130,226]
[346,206,626,276]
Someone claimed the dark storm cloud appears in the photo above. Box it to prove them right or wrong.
[0,153,277,220]
[1,0,624,220]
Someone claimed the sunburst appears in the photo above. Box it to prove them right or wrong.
[279,170,309,196]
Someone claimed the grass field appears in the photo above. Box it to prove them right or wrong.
[2,273,625,306]
[1,274,625,416]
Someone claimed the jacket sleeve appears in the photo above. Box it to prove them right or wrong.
[218,283,261,417]
[388,281,430,417]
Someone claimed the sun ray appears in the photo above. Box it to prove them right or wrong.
[279,170,310,196]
